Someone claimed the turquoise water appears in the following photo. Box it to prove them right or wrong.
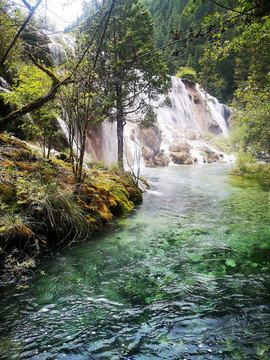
[0,164,269,359]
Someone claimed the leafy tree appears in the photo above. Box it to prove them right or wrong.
[83,0,168,168]
[231,74,270,160]
[2,63,58,158]
[194,0,270,161]
[0,0,23,77]
[58,63,105,183]
[0,0,43,69]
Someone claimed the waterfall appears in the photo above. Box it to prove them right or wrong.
[196,84,230,138]
[46,32,76,67]
[132,76,233,166]
[83,76,233,167]
[162,76,200,130]
[45,31,233,167]
[0,76,10,91]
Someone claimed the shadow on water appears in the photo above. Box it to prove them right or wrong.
[0,164,269,359]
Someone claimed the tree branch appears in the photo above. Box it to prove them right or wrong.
[208,0,255,14]
[93,0,116,70]
[0,0,43,67]
[21,0,32,11]
[0,57,73,130]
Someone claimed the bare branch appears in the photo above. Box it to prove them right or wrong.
[21,0,32,11]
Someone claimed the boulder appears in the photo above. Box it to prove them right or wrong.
[153,151,170,167]
[169,142,191,153]
[200,146,220,163]
[185,129,197,140]
[141,146,155,161]
[170,151,194,165]
[208,120,222,135]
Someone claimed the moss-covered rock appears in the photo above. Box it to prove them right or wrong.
[170,151,194,165]
[0,134,143,284]
[200,146,221,163]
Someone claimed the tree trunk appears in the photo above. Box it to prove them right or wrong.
[77,131,86,184]
[116,108,124,170]
[116,84,125,170]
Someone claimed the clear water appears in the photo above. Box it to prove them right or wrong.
[0,164,269,360]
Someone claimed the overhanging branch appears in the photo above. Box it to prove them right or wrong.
[0,56,73,130]
[0,0,43,67]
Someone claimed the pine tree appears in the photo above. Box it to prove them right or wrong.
[83,0,168,168]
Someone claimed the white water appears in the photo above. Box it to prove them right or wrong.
[45,32,232,167]
[161,76,200,130]
[196,84,230,138]
[47,32,76,67]
[86,77,233,167]
[0,76,10,90]
[122,77,232,167]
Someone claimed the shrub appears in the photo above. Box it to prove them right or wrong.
[175,66,197,84]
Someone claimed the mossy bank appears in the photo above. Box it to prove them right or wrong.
[0,134,143,286]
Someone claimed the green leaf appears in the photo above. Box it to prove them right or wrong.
[225,259,236,267]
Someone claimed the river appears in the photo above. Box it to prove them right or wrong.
[0,164,269,359]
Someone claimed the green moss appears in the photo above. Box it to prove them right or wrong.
[0,134,143,284]
[87,160,109,171]
[0,184,15,203]
[175,66,197,84]
[231,163,270,180]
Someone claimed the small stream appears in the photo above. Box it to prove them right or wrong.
[0,164,269,359]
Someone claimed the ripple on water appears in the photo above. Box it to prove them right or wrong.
[0,165,269,359]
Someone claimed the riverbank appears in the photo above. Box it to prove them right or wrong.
[0,134,142,286]
[231,162,270,181]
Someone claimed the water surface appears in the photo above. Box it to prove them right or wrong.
[0,164,269,359]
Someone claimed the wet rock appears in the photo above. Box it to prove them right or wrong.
[141,146,155,161]
[153,151,170,167]
[200,146,220,163]
[138,125,162,154]
[185,129,196,140]
[169,142,191,153]
[22,25,54,68]
[208,120,222,135]
[126,186,142,205]
[170,151,194,165]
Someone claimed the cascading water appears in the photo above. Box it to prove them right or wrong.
[196,84,230,137]
[47,32,76,67]
[159,76,200,130]
[124,76,233,167]
[45,31,233,167]
[86,76,233,167]
[0,76,10,91]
